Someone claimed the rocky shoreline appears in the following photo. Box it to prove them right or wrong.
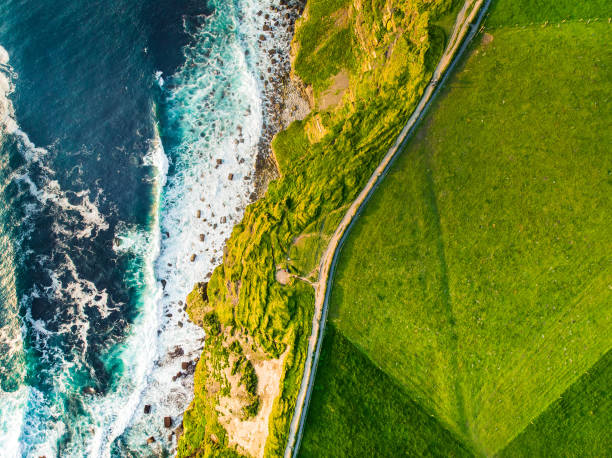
[251,0,310,197]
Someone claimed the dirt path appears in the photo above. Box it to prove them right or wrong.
[283,1,492,456]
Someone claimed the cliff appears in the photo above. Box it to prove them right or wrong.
[178,0,454,456]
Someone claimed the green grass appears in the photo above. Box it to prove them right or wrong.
[302,6,612,457]
[293,0,355,93]
[300,324,472,457]
[272,120,309,175]
[500,350,612,457]
[487,0,612,27]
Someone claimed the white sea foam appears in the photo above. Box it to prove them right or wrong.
[0,0,298,450]
[114,0,298,452]
[0,45,18,135]
[0,42,130,457]
[0,44,28,458]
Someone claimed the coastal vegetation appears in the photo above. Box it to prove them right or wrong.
[300,0,611,456]
[178,0,461,456]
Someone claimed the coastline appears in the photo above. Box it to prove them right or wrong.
[252,1,310,197]
[177,0,462,456]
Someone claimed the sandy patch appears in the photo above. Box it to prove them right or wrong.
[318,70,350,111]
[482,32,494,46]
[275,269,291,285]
[217,349,287,457]
[331,8,350,28]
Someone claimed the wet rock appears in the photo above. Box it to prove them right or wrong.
[83,387,96,395]
[228,173,234,180]
[144,404,151,414]
[147,436,155,444]
[178,321,183,328]
[199,234,205,242]
[216,158,223,165]
[190,254,196,262]
[221,216,227,224]
[169,346,184,358]
[259,34,266,41]
[196,210,201,218]
[164,417,173,428]
[181,361,190,370]
[161,279,166,289]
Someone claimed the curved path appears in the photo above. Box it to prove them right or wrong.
[284,1,492,456]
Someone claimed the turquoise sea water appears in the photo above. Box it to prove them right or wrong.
[0,0,287,454]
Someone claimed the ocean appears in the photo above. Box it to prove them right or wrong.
[0,0,289,455]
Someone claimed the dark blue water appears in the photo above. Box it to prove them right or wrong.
[0,0,215,455]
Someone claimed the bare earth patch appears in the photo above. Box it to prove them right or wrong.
[318,70,350,111]
[331,8,350,28]
[275,269,291,285]
[482,32,494,45]
[217,348,287,457]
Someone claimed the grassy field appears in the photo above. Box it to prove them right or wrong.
[301,1,611,456]
[300,325,472,457]
[500,350,611,457]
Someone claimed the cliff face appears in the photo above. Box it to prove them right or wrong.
[178,0,454,456]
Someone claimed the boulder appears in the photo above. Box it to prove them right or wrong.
[196,210,201,218]
[164,417,173,428]
[181,361,190,370]
[147,436,155,444]
[228,173,234,180]
[144,404,151,414]
[82,387,96,395]
[199,234,205,242]
[190,254,196,262]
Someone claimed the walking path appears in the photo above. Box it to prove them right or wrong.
[284,1,492,456]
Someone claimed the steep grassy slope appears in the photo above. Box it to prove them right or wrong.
[178,0,457,456]
[301,1,611,456]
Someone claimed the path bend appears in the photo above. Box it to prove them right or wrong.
[284,1,492,455]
